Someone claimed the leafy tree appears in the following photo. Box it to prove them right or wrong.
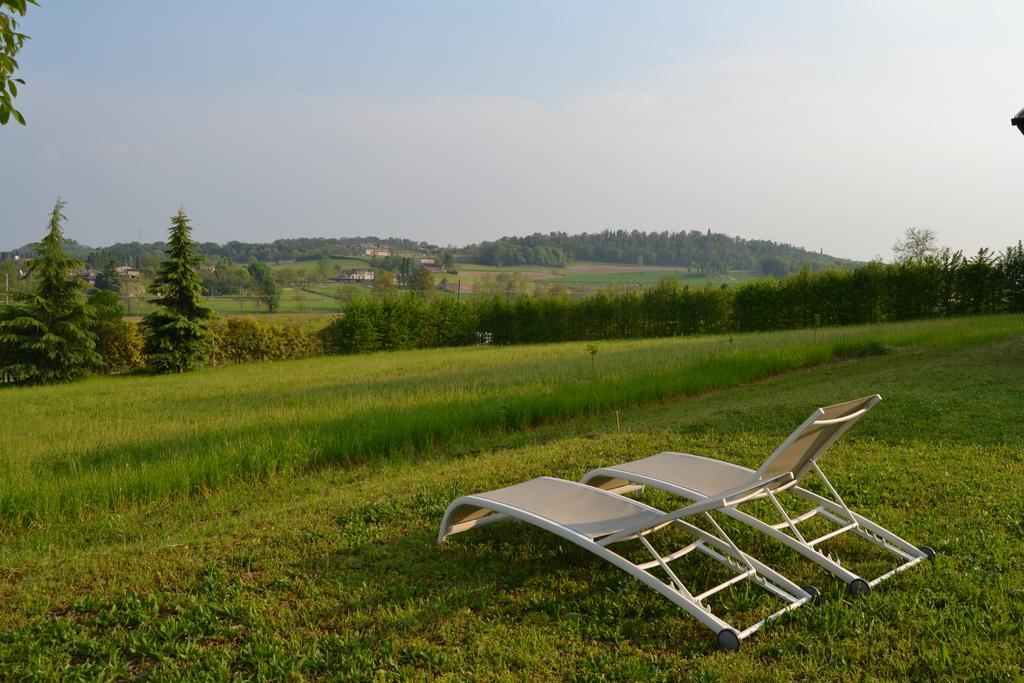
[0,198,100,383]
[317,254,332,280]
[141,209,214,373]
[201,258,251,295]
[247,261,281,312]
[94,258,123,292]
[892,227,938,264]
[497,272,527,298]
[0,0,36,125]
[408,267,435,296]
[760,256,789,278]
[440,249,457,272]
[372,271,397,295]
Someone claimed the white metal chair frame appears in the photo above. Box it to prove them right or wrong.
[583,396,935,595]
[439,478,816,652]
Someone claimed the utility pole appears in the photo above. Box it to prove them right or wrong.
[4,271,8,305]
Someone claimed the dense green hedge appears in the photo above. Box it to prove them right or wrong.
[320,244,1024,353]
[211,317,323,364]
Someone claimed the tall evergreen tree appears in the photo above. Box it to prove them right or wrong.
[0,198,100,383]
[141,209,213,373]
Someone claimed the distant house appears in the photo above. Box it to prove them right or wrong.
[335,269,375,283]
[73,269,99,286]
[418,257,437,267]
[114,265,142,279]
[364,247,391,258]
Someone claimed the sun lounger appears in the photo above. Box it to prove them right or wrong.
[582,395,935,595]
[439,476,817,651]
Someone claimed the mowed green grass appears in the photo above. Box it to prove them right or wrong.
[2,317,1018,527]
[0,317,1021,678]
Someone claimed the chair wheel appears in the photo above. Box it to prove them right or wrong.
[919,545,936,561]
[717,628,740,652]
[801,584,821,602]
[848,578,871,596]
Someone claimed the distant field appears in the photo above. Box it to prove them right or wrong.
[120,287,362,317]
[117,261,762,311]
[267,257,370,273]
[0,315,1022,677]
[451,261,764,292]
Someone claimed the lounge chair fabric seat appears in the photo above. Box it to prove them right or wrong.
[605,452,753,496]
[460,477,665,539]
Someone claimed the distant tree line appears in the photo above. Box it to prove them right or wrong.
[469,230,857,273]
[5,236,440,271]
[6,228,852,278]
[319,244,1024,353]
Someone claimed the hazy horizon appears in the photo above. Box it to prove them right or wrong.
[3,1,1022,260]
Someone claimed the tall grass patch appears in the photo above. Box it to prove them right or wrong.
[1,316,1019,526]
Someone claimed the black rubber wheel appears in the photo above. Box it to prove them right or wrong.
[801,584,821,603]
[848,578,871,596]
[919,545,937,561]
[717,628,740,652]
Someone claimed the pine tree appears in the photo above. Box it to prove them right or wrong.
[0,198,100,383]
[141,209,214,373]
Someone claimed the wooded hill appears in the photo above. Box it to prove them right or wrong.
[466,230,858,272]
[5,229,856,274]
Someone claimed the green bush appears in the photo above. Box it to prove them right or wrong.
[88,290,145,375]
[212,317,323,364]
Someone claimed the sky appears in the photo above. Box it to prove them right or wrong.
[2,1,1022,260]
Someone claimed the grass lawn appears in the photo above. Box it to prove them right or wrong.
[122,289,351,317]
[0,316,1021,678]
[268,257,371,273]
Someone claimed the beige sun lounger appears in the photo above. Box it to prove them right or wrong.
[439,477,817,651]
[583,395,935,595]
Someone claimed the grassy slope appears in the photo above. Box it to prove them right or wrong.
[3,318,1018,526]
[0,318,1022,678]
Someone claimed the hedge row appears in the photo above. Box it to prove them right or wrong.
[209,317,322,364]
[319,244,1024,352]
